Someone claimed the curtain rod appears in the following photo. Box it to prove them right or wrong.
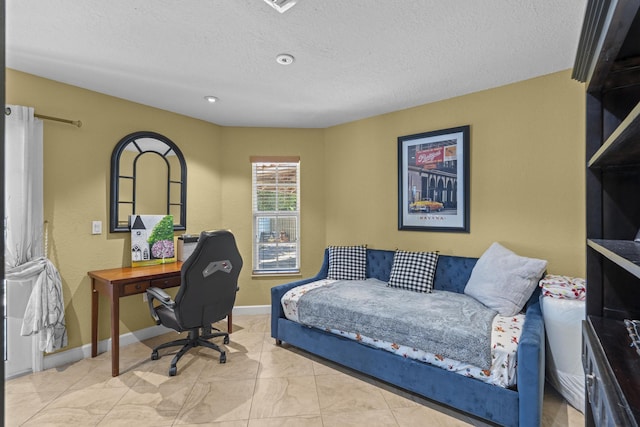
[4,107,82,128]
[35,113,82,128]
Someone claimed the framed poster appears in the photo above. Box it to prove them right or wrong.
[398,125,470,232]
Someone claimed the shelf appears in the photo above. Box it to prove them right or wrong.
[589,101,640,168]
[588,239,640,279]
[579,2,640,425]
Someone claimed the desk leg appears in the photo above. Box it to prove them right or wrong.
[110,291,120,377]
[91,280,98,358]
[228,312,233,334]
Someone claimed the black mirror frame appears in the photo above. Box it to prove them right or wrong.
[109,131,187,233]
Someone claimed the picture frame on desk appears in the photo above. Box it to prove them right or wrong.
[130,214,176,267]
[398,125,470,232]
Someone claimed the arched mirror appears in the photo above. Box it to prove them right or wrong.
[110,131,187,232]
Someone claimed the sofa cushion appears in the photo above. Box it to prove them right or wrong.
[388,250,439,293]
[464,242,547,316]
[327,245,367,280]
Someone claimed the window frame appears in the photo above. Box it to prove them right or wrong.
[251,156,300,275]
[110,131,187,233]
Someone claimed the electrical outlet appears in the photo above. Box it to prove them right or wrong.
[92,221,102,235]
[142,293,148,302]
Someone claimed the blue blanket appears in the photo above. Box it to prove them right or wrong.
[297,279,497,369]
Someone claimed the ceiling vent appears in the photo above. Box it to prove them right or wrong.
[263,0,298,13]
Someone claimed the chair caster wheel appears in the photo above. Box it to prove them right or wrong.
[169,366,177,376]
[151,351,159,360]
[224,336,229,345]
[219,353,226,364]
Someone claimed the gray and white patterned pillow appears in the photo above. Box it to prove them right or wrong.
[388,250,439,293]
[327,245,367,280]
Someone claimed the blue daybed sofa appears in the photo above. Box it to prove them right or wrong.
[270,248,545,427]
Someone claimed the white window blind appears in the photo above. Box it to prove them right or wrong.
[251,158,300,273]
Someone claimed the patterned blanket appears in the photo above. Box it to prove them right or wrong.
[297,279,497,370]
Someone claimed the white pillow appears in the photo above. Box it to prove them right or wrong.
[464,242,547,316]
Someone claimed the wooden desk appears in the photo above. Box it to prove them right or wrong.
[88,262,232,376]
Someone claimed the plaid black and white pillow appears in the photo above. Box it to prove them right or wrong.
[388,250,439,293]
[327,245,367,280]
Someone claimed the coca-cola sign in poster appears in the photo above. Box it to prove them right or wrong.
[415,147,444,167]
[397,125,470,232]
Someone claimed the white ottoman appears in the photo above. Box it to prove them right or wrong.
[540,295,585,412]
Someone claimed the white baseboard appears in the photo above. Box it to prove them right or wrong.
[42,305,271,371]
[232,305,270,316]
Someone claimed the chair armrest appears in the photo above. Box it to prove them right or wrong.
[147,286,172,303]
[517,296,545,427]
[270,274,326,339]
[271,249,330,340]
[146,286,176,324]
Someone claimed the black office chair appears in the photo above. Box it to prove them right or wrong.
[146,230,242,376]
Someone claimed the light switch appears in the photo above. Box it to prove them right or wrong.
[92,221,102,235]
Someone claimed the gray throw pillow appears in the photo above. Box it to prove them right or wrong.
[464,242,547,316]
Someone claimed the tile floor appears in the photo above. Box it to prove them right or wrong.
[5,315,584,426]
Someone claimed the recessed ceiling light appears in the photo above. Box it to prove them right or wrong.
[204,96,219,103]
[276,54,295,65]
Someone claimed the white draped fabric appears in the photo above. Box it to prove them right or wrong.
[5,105,67,354]
[5,105,43,267]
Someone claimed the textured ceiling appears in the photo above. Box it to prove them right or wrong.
[6,0,587,128]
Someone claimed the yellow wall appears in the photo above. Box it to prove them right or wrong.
[6,69,223,349]
[6,68,585,354]
[325,69,585,275]
[219,127,327,306]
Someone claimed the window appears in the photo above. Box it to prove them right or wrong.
[251,157,300,274]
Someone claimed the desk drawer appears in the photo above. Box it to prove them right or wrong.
[150,276,181,289]
[122,281,151,296]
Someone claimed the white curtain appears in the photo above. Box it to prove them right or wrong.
[5,105,67,355]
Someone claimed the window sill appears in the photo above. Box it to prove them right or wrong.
[251,271,302,279]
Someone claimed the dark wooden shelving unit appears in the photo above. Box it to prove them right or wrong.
[573,0,640,426]
[588,102,640,167]
[587,239,640,278]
